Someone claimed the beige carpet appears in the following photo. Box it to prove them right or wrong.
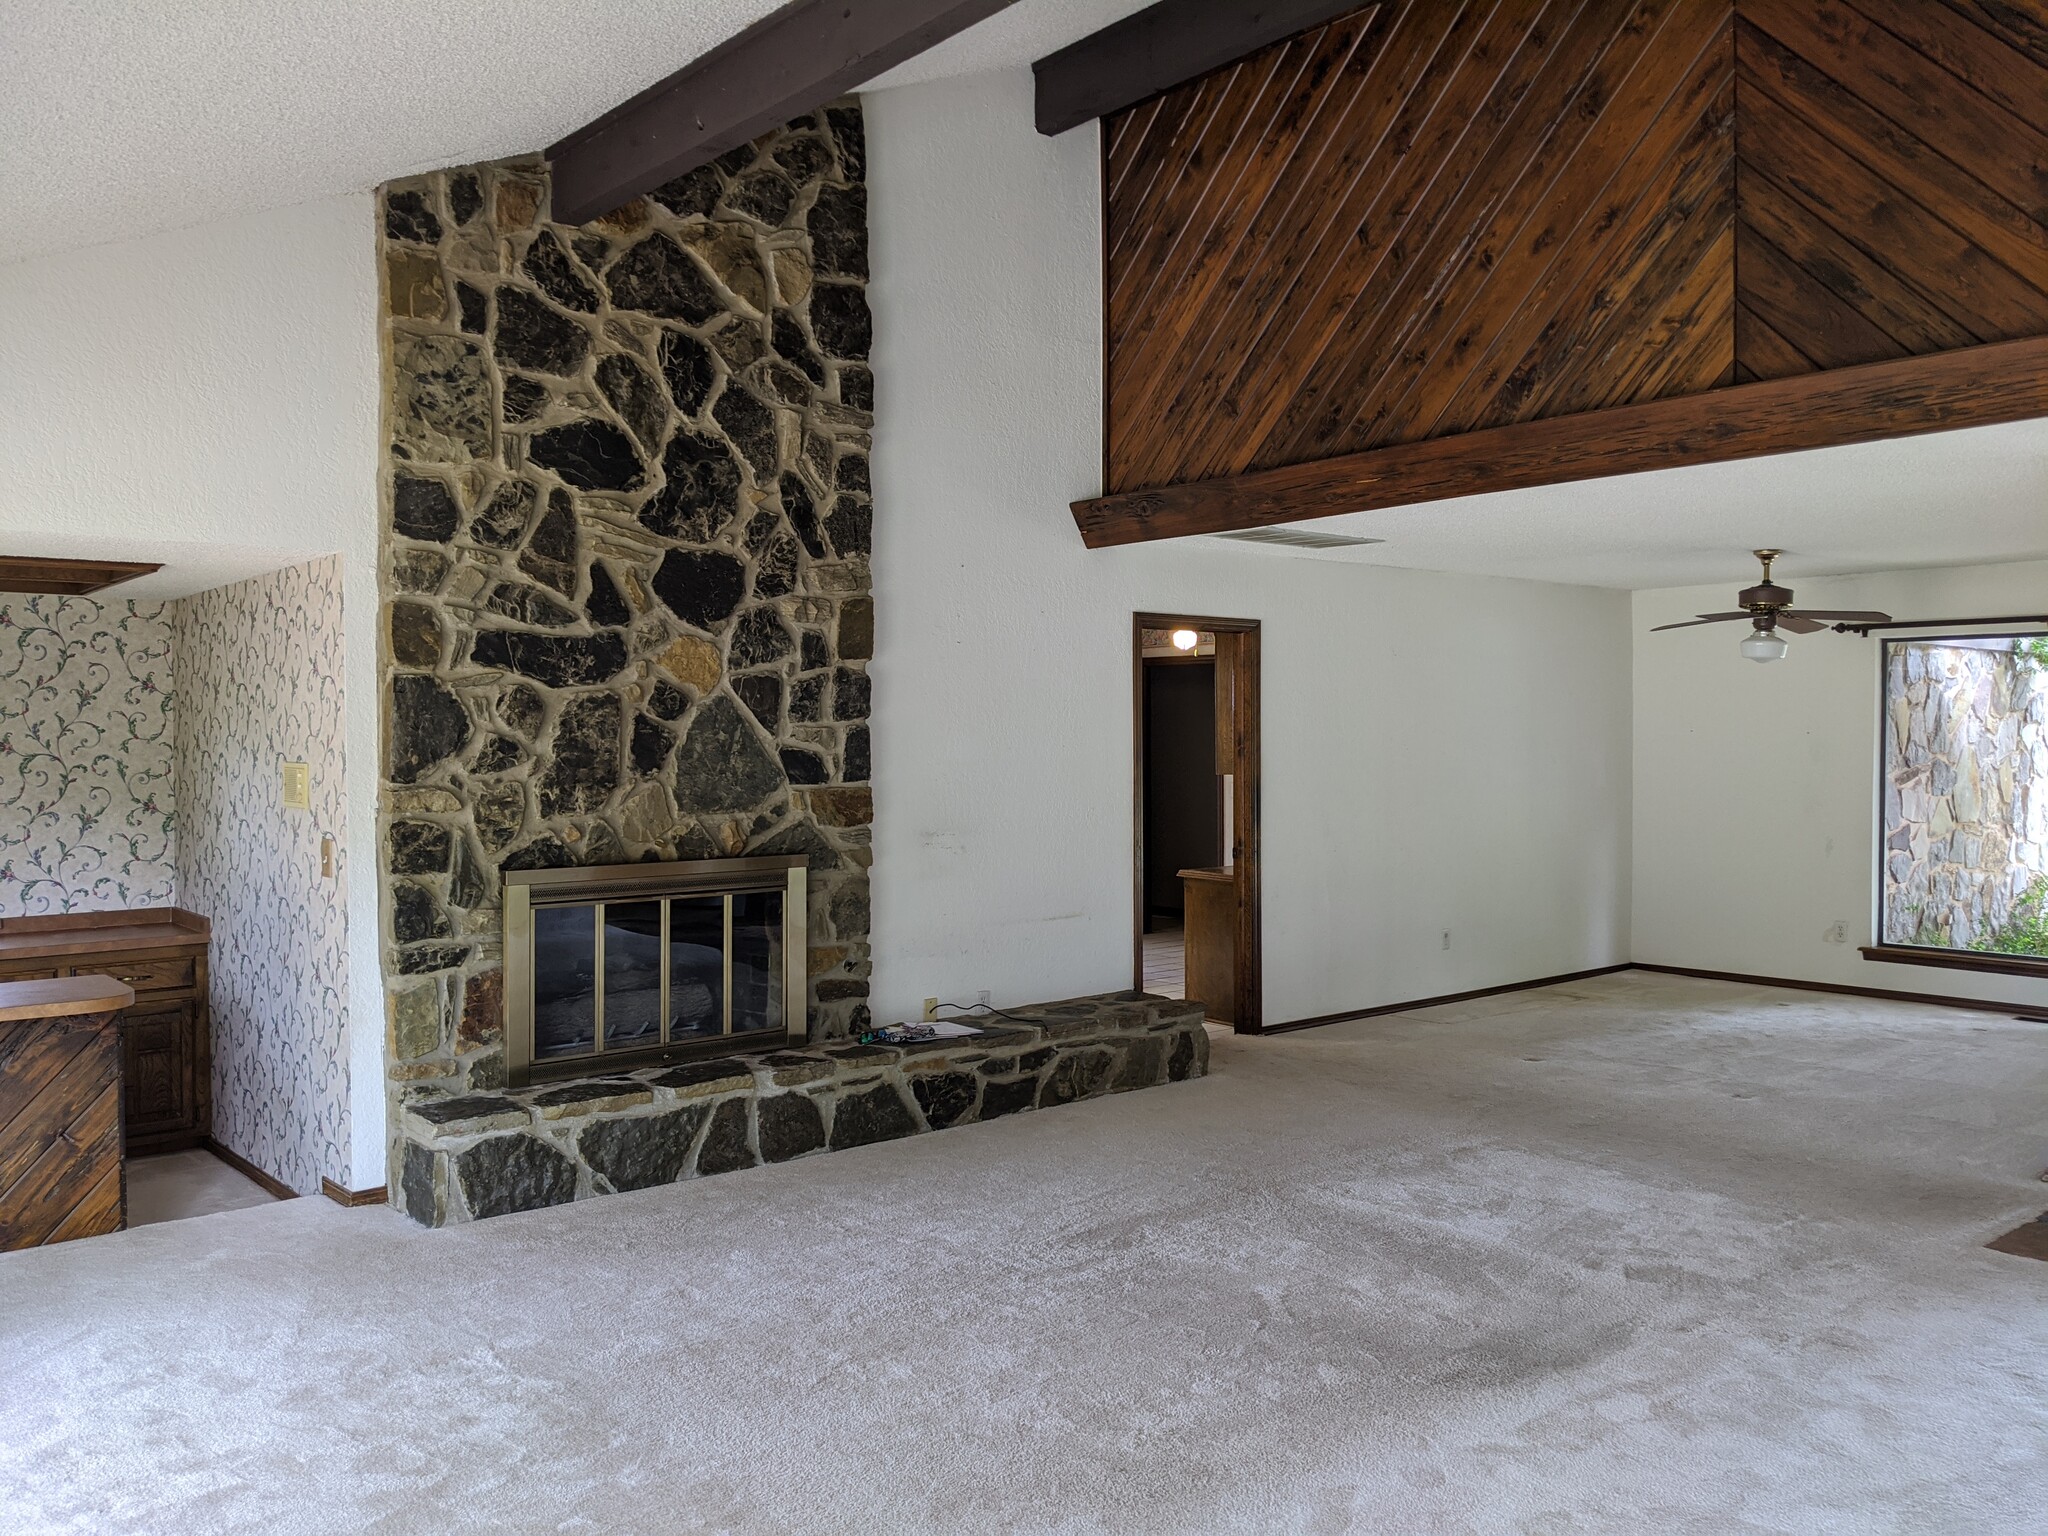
[2,972,2043,1534]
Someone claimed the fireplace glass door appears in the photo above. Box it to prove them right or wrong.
[505,857,806,1083]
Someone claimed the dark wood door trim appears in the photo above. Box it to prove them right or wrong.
[545,0,1020,225]
[1134,613,1262,1031]
[1076,336,2048,546]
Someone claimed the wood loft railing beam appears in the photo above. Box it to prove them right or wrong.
[1070,336,2048,548]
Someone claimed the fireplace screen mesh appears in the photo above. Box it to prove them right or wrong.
[505,857,806,1084]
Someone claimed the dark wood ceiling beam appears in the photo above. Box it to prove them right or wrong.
[1069,336,2048,547]
[1033,0,1375,136]
[547,0,1020,225]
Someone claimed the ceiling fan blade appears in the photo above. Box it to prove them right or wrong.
[1782,609,1892,624]
[1775,614,1825,635]
[1651,615,1750,631]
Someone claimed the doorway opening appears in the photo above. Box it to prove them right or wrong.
[1133,614,1261,1031]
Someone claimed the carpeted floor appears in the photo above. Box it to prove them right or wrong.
[3,972,2044,1534]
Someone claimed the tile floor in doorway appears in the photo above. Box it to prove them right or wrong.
[126,1149,279,1227]
[1142,925,1184,1000]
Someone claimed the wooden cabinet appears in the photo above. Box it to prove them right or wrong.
[117,1001,199,1148]
[0,910,211,1156]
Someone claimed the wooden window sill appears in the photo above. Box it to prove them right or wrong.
[1860,945,2048,980]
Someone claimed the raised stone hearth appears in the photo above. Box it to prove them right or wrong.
[396,992,1208,1225]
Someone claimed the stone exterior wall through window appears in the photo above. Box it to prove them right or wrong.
[375,104,875,1135]
[1882,639,2048,950]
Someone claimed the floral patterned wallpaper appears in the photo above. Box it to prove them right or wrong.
[0,597,176,917]
[173,559,352,1194]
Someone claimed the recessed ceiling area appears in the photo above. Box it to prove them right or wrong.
[1200,419,2048,591]
[0,557,161,597]
[0,537,332,601]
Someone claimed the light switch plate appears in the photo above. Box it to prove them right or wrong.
[281,761,310,810]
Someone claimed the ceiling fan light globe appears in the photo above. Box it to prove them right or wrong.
[1740,627,1789,664]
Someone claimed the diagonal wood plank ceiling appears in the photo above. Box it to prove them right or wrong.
[1102,0,2048,498]
[1734,0,2048,381]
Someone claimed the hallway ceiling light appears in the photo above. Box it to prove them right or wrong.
[1170,628,1199,652]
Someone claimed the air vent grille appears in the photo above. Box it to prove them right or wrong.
[1215,528,1385,551]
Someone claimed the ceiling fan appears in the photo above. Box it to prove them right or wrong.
[1652,550,1891,663]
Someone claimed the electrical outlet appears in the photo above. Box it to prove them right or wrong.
[1441,930,1451,951]
[922,997,939,1022]
[975,989,991,1008]
[1824,921,1848,945]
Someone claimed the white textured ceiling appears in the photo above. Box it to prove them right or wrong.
[14,5,2039,599]
[866,0,1155,91]
[0,0,1135,268]
[1198,419,2048,591]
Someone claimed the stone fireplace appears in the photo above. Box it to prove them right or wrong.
[505,855,807,1084]
[373,99,1215,1230]
[375,101,878,1221]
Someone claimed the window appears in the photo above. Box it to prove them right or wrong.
[1879,635,2048,964]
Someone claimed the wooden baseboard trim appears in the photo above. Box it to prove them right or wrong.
[1631,963,2048,1022]
[1261,964,1634,1034]
[1256,959,2048,1037]
[201,1137,298,1201]
[1858,944,2048,980]
[321,1178,388,1208]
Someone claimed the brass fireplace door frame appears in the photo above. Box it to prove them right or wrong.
[503,855,808,1086]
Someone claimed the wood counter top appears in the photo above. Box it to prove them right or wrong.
[0,907,210,964]
[0,975,137,1023]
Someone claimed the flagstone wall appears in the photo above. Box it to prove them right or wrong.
[375,103,876,1115]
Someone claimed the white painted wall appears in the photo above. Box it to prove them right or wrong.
[1635,558,2048,1012]
[862,70,1634,1027]
[0,195,388,1186]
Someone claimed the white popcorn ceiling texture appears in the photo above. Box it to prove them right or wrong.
[0,0,1154,268]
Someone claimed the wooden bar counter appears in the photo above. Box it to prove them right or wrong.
[0,975,135,1251]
